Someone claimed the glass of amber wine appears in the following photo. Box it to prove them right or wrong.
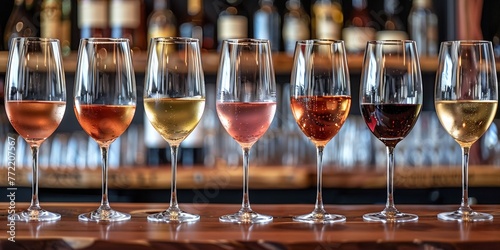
[360,40,422,223]
[74,38,136,222]
[290,39,351,223]
[435,41,498,222]
[216,39,277,224]
[5,37,66,221]
[144,37,205,223]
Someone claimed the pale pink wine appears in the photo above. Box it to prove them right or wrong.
[6,100,66,143]
[216,102,276,146]
[74,103,136,146]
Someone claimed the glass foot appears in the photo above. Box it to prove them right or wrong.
[438,210,493,222]
[220,209,273,224]
[363,211,418,223]
[78,207,131,222]
[8,208,61,222]
[147,207,200,223]
[293,211,346,224]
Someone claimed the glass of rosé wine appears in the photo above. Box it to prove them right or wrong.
[5,37,66,222]
[216,39,277,224]
[144,37,205,223]
[359,40,422,223]
[435,41,497,222]
[290,39,351,223]
[74,38,136,222]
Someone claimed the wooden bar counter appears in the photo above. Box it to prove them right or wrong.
[1,202,500,249]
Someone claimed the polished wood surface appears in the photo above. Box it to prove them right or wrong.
[1,203,500,249]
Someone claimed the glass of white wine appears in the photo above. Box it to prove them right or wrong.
[144,37,205,223]
[435,40,498,222]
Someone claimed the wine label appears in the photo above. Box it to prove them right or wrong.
[78,0,108,28]
[283,19,309,53]
[110,0,141,28]
[217,15,248,41]
[343,27,375,53]
[41,0,62,39]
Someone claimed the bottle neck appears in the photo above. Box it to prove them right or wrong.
[352,0,367,10]
[154,0,167,10]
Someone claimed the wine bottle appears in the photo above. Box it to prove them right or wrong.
[376,0,408,40]
[311,0,343,40]
[180,0,203,46]
[282,0,310,54]
[4,0,38,49]
[253,0,281,51]
[408,0,438,56]
[342,0,375,54]
[110,0,146,50]
[147,0,176,42]
[217,0,248,47]
[61,0,71,55]
[78,0,109,38]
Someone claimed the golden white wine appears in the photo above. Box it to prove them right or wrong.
[144,97,205,145]
[436,100,497,147]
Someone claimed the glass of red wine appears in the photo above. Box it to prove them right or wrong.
[5,37,66,221]
[74,38,137,222]
[290,39,351,223]
[435,41,497,222]
[216,39,277,224]
[359,40,422,223]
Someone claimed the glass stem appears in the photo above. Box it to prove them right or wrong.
[29,145,41,210]
[241,147,252,212]
[384,146,397,213]
[459,146,471,211]
[99,146,111,210]
[314,146,325,213]
[170,145,180,210]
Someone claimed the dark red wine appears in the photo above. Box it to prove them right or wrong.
[360,104,421,147]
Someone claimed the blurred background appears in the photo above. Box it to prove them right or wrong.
[1,0,500,205]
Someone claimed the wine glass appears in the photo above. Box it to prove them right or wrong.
[289,39,351,223]
[359,40,422,223]
[4,37,66,222]
[216,38,277,224]
[144,37,205,223]
[74,38,136,222]
[435,40,497,222]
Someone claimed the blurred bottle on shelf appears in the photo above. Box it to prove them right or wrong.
[216,0,248,47]
[180,0,203,47]
[282,0,310,54]
[78,0,109,38]
[311,0,343,40]
[342,0,375,54]
[408,0,438,56]
[376,0,408,40]
[40,0,71,56]
[110,0,146,50]
[253,0,281,51]
[4,0,39,49]
[147,0,176,43]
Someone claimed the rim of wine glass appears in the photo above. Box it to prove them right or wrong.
[223,38,270,45]
[367,40,416,45]
[151,37,199,44]
[81,37,130,44]
[11,37,60,43]
[296,39,345,46]
[441,40,492,46]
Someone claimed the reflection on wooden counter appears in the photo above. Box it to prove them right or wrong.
[1,203,500,249]
[1,165,500,189]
